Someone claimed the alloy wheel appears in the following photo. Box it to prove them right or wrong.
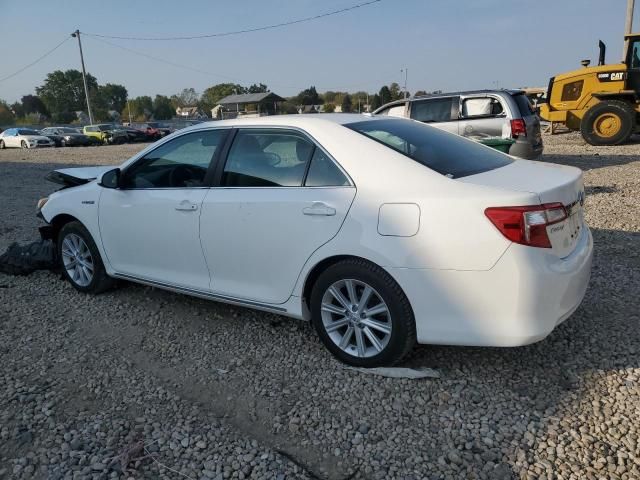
[320,279,392,358]
[61,233,94,287]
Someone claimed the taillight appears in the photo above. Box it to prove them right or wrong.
[510,119,527,138]
[484,203,567,248]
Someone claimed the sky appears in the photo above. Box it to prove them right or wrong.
[0,0,636,103]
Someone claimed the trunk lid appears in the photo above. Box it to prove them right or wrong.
[460,160,585,258]
[46,166,112,187]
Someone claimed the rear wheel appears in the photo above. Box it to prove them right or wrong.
[310,258,416,367]
[58,221,115,294]
[581,100,635,145]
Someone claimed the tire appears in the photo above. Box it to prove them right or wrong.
[581,100,635,146]
[310,258,416,367]
[58,221,115,294]
[0,140,4,149]
[60,139,66,147]
[21,140,28,149]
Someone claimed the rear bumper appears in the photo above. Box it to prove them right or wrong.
[509,140,543,160]
[387,227,593,347]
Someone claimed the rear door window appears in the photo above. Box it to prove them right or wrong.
[512,93,534,116]
[461,97,504,117]
[410,97,458,123]
[346,118,513,179]
[222,129,314,187]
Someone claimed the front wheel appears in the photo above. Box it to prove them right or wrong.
[581,100,635,146]
[0,140,5,149]
[21,140,28,149]
[58,221,115,294]
[310,258,416,367]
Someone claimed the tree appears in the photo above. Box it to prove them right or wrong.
[36,69,98,118]
[414,90,428,97]
[97,84,128,113]
[323,91,339,103]
[153,95,174,120]
[369,93,382,111]
[389,82,403,101]
[323,103,336,113]
[10,102,25,119]
[174,88,199,107]
[0,100,15,124]
[341,94,353,113]
[124,96,153,121]
[296,86,321,105]
[378,86,392,105]
[247,83,268,93]
[199,83,245,112]
[21,95,49,117]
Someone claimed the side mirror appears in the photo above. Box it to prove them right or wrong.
[99,168,121,189]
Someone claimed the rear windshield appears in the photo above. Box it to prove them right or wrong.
[512,93,534,115]
[345,118,513,179]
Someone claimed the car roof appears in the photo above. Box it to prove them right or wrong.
[178,113,402,133]
[375,89,524,109]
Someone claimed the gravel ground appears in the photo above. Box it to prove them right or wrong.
[0,133,638,480]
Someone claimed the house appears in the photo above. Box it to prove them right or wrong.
[176,106,207,119]
[298,104,343,114]
[214,92,285,119]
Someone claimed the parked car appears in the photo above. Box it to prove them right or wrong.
[40,127,92,147]
[373,90,543,159]
[129,122,170,140]
[116,126,150,143]
[83,124,128,145]
[0,128,54,149]
[38,115,592,367]
[146,122,174,137]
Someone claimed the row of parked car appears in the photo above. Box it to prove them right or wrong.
[0,122,186,149]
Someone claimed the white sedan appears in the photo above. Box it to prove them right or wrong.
[0,127,55,148]
[38,114,593,367]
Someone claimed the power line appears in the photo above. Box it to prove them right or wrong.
[86,35,377,92]
[0,37,70,83]
[82,0,382,41]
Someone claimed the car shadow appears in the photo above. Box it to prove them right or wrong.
[542,153,639,171]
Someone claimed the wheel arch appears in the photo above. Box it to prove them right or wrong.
[300,254,411,320]
[49,213,82,243]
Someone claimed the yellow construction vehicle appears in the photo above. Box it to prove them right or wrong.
[540,35,640,145]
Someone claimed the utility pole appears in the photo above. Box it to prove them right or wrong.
[71,30,94,125]
[401,68,408,98]
[625,0,635,57]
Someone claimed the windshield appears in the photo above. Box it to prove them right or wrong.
[346,118,513,179]
[18,129,40,135]
[98,125,114,131]
[61,127,80,133]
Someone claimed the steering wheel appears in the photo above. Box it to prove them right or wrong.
[168,164,203,187]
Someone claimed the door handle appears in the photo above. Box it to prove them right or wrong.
[303,202,336,216]
[175,200,198,211]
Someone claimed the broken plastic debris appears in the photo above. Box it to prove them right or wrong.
[344,366,440,379]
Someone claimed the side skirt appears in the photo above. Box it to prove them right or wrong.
[112,272,300,317]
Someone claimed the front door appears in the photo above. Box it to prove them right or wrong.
[99,129,228,290]
[200,128,356,304]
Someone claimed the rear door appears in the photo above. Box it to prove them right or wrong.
[458,95,507,139]
[200,128,356,304]
[409,96,460,134]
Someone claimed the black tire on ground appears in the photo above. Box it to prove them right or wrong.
[310,258,416,367]
[581,99,635,146]
[60,140,66,147]
[0,140,4,149]
[21,140,28,149]
[58,221,116,294]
